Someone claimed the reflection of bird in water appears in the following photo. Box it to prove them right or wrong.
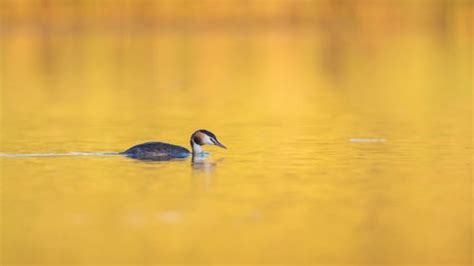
[191,156,225,191]
[121,129,226,161]
[192,156,224,173]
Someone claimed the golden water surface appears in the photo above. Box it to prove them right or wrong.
[0,2,472,265]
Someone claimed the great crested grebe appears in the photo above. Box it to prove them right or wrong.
[122,129,226,160]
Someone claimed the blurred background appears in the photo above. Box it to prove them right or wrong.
[0,0,472,265]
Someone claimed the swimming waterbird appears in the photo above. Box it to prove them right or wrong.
[122,129,226,160]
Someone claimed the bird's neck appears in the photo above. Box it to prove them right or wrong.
[191,141,203,154]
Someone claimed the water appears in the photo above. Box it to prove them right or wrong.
[0,152,119,157]
[1,5,472,265]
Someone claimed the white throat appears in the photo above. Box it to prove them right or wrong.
[192,141,203,154]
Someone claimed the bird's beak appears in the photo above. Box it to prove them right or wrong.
[214,140,227,149]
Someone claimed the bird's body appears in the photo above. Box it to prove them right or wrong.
[122,129,226,160]
[122,142,191,159]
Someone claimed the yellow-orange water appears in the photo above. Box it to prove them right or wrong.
[1,6,472,265]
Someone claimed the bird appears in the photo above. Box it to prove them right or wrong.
[121,129,226,160]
